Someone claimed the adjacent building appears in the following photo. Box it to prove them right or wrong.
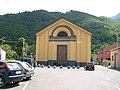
[36,18,92,66]
[0,47,6,60]
[110,47,120,69]
[97,44,120,63]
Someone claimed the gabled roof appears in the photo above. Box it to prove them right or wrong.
[110,46,120,51]
[36,17,92,36]
[97,44,120,53]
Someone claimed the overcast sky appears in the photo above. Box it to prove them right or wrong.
[0,0,120,17]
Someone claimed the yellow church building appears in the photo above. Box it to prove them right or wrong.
[36,18,92,66]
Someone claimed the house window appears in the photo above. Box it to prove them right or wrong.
[106,58,110,60]
[112,56,113,61]
[106,51,109,54]
[57,31,68,37]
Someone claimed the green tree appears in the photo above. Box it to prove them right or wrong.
[15,37,26,58]
[2,44,16,60]
[27,44,36,56]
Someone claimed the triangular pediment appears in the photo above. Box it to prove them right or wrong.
[36,18,92,36]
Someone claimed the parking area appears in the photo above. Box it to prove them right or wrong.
[25,66,96,90]
[0,66,89,90]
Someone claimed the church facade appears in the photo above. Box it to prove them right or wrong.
[36,18,92,66]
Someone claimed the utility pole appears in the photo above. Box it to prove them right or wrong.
[22,39,25,59]
[0,36,6,47]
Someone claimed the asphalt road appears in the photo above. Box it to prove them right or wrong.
[1,65,120,90]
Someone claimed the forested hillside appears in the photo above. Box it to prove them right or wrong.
[0,10,120,54]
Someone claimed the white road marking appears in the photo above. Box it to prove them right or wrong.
[106,77,111,81]
[98,71,105,76]
[22,80,30,90]
[22,77,33,90]
[115,85,120,90]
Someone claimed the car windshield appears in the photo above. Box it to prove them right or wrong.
[24,59,32,65]
[19,58,33,66]
[7,62,21,70]
[21,62,32,68]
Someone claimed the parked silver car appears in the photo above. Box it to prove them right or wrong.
[8,60,34,80]
[18,58,34,66]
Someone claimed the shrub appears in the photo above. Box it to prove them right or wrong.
[102,60,110,67]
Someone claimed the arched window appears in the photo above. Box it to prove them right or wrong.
[57,31,68,37]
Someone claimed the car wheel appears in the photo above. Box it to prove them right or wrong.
[26,77,31,80]
[0,77,5,88]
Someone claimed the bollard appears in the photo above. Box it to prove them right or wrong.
[38,64,41,67]
[72,66,75,69]
[67,66,70,69]
[77,66,80,69]
[60,65,63,69]
[48,65,51,68]
[41,64,44,68]
[53,65,56,69]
